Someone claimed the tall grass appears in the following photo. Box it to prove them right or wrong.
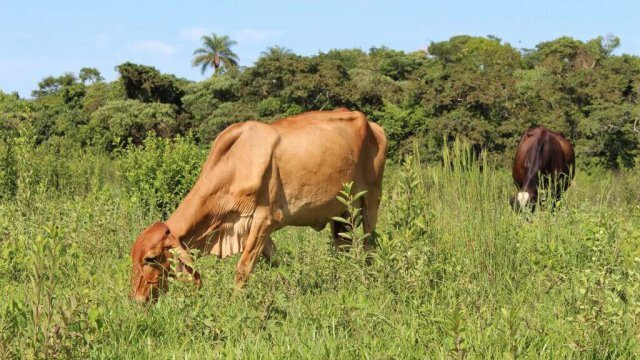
[0,137,639,358]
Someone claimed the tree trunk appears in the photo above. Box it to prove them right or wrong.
[213,54,221,76]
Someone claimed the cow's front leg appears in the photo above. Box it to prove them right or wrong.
[235,212,273,289]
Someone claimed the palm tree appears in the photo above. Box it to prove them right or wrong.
[192,33,239,75]
[259,45,294,60]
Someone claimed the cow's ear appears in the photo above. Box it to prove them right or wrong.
[147,221,170,246]
[134,222,167,259]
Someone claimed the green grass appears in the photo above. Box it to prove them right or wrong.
[1,140,640,358]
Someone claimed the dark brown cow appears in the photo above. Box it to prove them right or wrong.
[511,127,575,210]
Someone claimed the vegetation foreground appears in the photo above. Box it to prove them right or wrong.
[0,135,639,359]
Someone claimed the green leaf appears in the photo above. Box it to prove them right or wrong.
[336,197,350,207]
[353,190,368,201]
[331,216,350,224]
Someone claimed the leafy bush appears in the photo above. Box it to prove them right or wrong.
[85,100,178,150]
[0,123,114,204]
[0,139,17,200]
[257,97,284,117]
[193,101,257,144]
[118,134,206,216]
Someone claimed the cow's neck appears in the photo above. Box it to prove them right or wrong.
[164,189,226,251]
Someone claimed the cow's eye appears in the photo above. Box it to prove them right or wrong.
[144,255,160,264]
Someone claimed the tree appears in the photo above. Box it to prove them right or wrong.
[181,75,241,136]
[79,67,104,84]
[369,46,425,81]
[260,45,294,60]
[192,33,239,76]
[85,100,178,150]
[422,36,522,152]
[115,62,185,108]
[31,73,77,98]
[601,34,621,56]
[282,58,354,110]
[318,48,368,71]
[0,91,35,137]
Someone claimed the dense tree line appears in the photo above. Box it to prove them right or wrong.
[1,35,639,169]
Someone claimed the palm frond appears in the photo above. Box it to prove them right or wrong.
[191,54,212,67]
[192,47,209,56]
[192,33,240,75]
[200,62,209,75]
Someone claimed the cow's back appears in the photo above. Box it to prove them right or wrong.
[269,110,382,228]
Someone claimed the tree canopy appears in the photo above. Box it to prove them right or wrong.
[192,33,240,76]
[2,34,639,169]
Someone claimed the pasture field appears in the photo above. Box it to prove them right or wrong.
[1,137,640,359]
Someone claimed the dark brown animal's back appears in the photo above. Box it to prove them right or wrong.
[512,127,575,210]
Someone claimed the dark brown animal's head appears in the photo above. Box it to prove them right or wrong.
[130,222,200,303]
[510,191,537,212]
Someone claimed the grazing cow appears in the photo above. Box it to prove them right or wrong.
[511,126,575,211]
[130,109,387,302]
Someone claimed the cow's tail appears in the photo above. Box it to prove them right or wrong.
[522,130,549,188]
[524,131,548,171]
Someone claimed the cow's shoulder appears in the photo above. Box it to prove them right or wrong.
[207,121,277,160]
[200,121,280,191]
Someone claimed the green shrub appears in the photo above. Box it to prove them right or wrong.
[118,134,206,217]
[84,100,178,151]
[0,139,17,200]
[257,97,284,117]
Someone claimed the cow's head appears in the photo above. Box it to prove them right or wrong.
[130,222,200,303]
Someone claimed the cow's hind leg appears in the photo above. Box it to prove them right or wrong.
[362,187,382,251]
[235,211,274,289]
[262,237,279,267]
[331,212,352,251]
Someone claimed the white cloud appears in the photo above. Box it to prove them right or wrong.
[179,27,211,42]
[234,28,282,43]
[132,40,177,55]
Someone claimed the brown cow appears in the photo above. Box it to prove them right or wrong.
[511,127,575,211]
[130,109,387,302]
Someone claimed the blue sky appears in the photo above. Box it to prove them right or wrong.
[1,0,638,97]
